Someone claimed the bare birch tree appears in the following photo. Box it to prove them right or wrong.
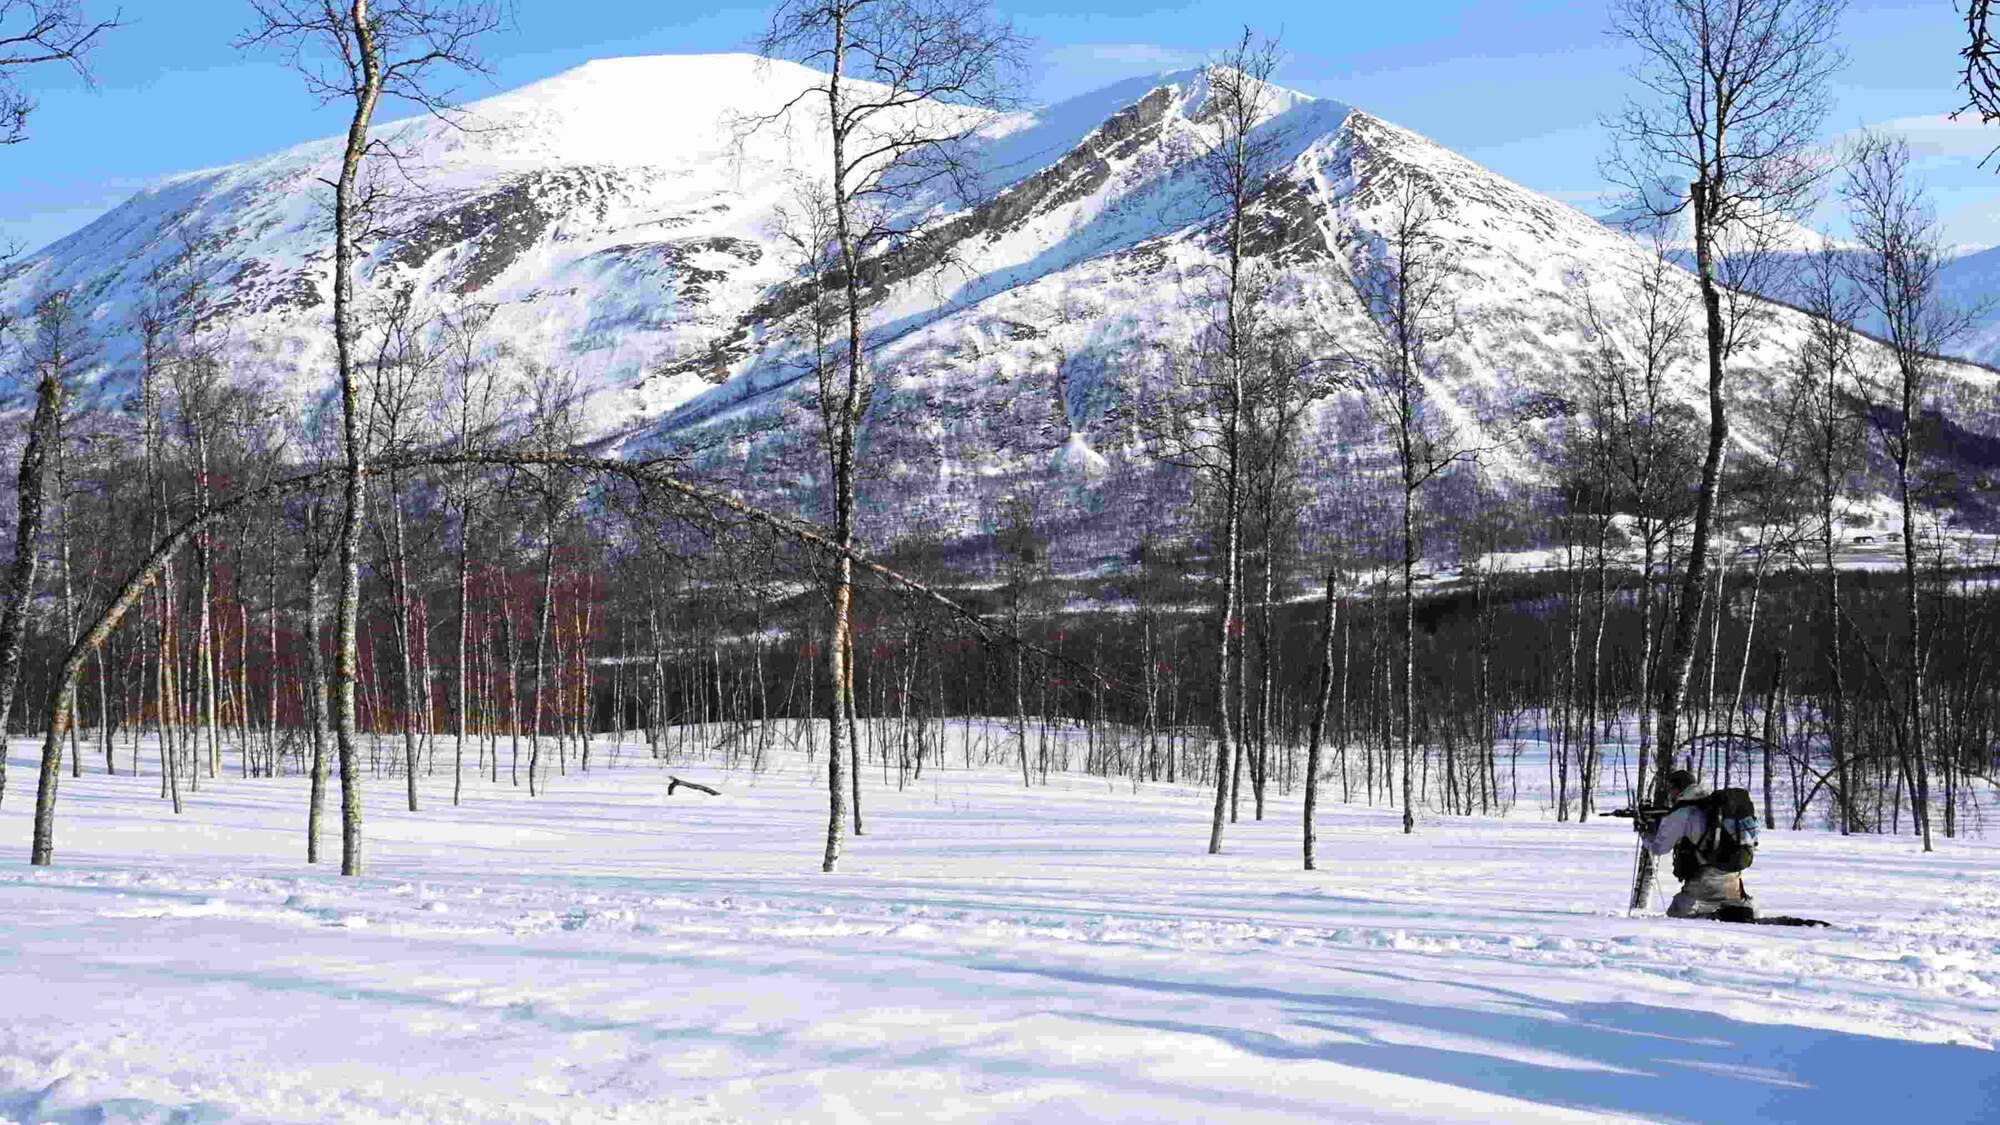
[1842,131,1978,853]
[0,286,97,810]
[1961,0,2000,132]
[0,366,57,808]
[1605,0,1844,906]
[1343,180,1477,835]
[238,0,504,876]
[520,361,582,798]
[1564,239,1701,812]
[752,0,1024,872]
[1135,28,1291,854]
[0,0,120,147]
[433,302,506,805]
[1789,239,1864,833]
[360,284,441,811]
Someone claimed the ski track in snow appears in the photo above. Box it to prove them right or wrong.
[3,729,2000,1123]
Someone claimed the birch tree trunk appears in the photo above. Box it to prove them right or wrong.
[328,9,386,877]
[1302,569,1338,870]
[305,508,329,863]
[528,526,555,796]
[0,378,59,809]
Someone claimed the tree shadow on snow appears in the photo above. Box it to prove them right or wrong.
[981,963,2000,1123]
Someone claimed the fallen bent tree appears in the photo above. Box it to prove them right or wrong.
[28,447,1089,867]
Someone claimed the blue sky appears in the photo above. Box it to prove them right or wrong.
[2,1,1993,251]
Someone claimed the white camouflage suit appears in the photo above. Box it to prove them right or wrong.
[1642,787,1755,919]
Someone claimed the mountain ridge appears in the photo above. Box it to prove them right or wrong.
[3,52,1992,557]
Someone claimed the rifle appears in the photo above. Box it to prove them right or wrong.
[1608,804,1671,830]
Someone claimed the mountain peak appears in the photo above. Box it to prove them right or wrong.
[3,53,1987,538]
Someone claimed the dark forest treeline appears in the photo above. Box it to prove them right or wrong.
[3,389,1995,856]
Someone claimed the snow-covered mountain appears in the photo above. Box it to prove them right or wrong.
[1674,239,2000,370]
[5,53,1994,551]
[1942,245,2000,364]
[0,55,872,427]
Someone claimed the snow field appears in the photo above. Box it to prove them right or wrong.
[3,725,2000,1123]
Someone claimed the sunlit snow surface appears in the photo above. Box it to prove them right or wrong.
[3,728,1999,1123]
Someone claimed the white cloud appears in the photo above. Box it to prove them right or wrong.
[1939,197,2000,250]
[1849,114,2000,159]
[1033,43,1203,103]
[1046,42,1197,69]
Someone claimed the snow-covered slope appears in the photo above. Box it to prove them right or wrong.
[1666,239,2000,370]
[1942,245,2000,364]
[635,68,2000,546]
[3,728,1999,1122]
[6,54,1994,549]
[0,54,958,428]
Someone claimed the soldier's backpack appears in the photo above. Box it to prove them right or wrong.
[1683,787,1759,873]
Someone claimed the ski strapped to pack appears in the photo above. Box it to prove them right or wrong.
[1712,912,1832,927]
